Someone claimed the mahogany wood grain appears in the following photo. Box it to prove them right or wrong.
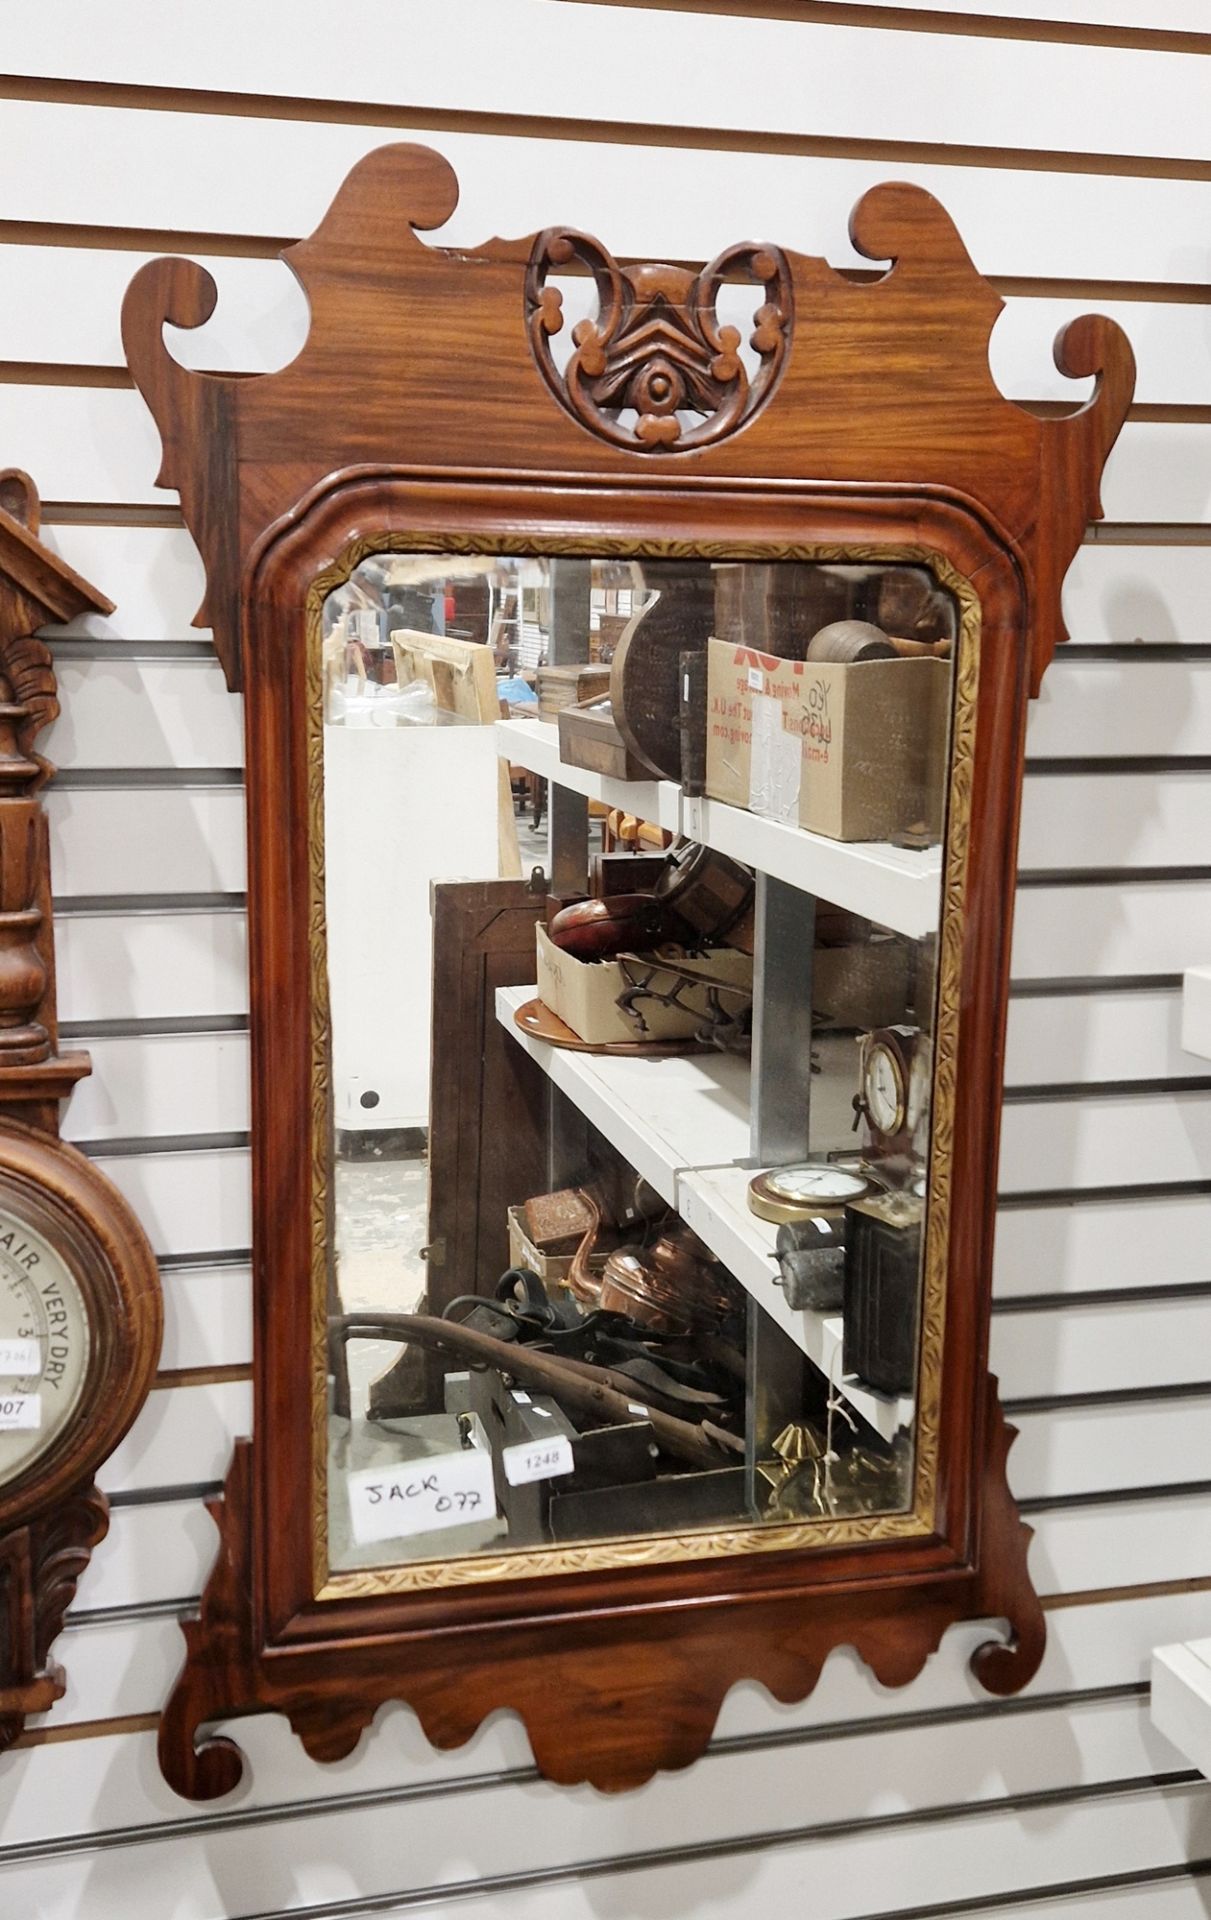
[119,142,1134,1798]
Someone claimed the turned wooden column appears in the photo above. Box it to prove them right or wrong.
[0,470,114,1131]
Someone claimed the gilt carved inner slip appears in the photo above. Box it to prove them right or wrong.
[120,142,1134,1798]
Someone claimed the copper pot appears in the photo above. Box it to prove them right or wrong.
[598,1227,741,1336]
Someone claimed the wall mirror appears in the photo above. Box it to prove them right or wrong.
[320,547,958,1580]
[122,141,1134,1796]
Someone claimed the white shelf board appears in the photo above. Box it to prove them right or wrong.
[682,793,941,940]
[497,979,911,1439]
[1152,1638,1211,1780]
[676,1164,915,1442]
[496,716,940,937]
[495,984,749,1205]
[496,716,680,830]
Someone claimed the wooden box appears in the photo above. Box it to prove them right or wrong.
[558,695,649,782]
[537,663,610,723]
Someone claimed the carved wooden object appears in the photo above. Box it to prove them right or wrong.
[121,143,1134,1798]
[0,476,162,1750]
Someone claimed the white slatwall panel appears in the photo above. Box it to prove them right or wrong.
[158,1264,252,1371]
[4,6,1211,1917]
[995,1193,1211,1297]
[56,911,248,1024]
[6,97,1211,281]
[10,2,1211,164]
[64,1031,250,1142]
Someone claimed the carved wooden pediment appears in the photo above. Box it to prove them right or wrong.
[122,142,1133,695]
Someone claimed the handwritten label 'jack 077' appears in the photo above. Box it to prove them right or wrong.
[0,1338,39,1376]
[502,1433,574,1486]
[0,1393,41,1430]
[346,1445,498,1546]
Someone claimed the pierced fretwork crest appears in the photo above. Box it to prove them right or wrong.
[525,230,793,452]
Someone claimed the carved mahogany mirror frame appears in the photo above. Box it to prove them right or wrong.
[122,144,1134,1798]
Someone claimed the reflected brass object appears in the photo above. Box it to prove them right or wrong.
[598,1228,742,1337]
[747,1164,872,1226]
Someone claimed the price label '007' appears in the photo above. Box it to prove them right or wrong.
[346,1444,498,1546]
[0,1393,41,1430]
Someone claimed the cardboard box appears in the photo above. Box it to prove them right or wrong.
[705,638,949,843]
[535,922,753,1047]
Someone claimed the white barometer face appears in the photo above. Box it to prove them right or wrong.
[0,1206,91,1488]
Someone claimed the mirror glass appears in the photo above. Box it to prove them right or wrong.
[318,549,963,1577]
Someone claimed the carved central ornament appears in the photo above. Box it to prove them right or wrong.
[525,229,793,452]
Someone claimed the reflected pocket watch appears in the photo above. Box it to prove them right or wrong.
[747,1163,871,1225]
[854,1026,931,1157]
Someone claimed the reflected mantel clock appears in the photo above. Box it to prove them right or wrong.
[121,142,1134,1797]
[0,471,162,1752]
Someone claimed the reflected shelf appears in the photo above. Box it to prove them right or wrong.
[495,716,680,830]
[495,717,941,940]
[496,985,914,1440]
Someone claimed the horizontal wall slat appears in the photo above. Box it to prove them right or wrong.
[999,1091,1211,1194]
[1010,882,1211,980]
[89,1148,251,1258]
[68,1478,1211,1624]
[63,1032,250,1142]
[9,99,1211,285]
[81,1497,217,1614]
[1012,1396,1211,1500]
[994,1294,1211,1397]
[1004,991,1201,1087]
[34,535,1211,669]
[1063,546,1211,647]
[100,1380,251,1495]
[46,788,245,896]
[52,1000,1207,1143]
[104,1367,1211,1508]
[24,1582,1199,1751]
[7,3,1211,166]
[0,383,1206,525]
[158,1264,252,1371]
[994,1193,1211,1298]
[33,533,1211,666]
[48,659,242,770]
[1020,771,1211,871]
[42,523,205,640]
[56,911,248,1026]
[1028,660,1211,760]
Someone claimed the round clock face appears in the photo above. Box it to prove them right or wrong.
[764,1167,869,1205]
[864,1041,907,1136]
[748,1164,870,1224]
[0,1205,92,1491]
